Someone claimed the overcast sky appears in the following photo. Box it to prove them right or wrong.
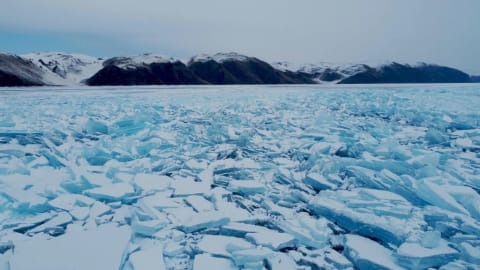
[1,0,480,73]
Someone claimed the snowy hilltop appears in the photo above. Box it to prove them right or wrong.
[21,52,103,85]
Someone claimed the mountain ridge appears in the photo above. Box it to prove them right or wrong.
[0,52,477,86]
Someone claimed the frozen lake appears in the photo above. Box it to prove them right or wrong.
[0,84,479,269]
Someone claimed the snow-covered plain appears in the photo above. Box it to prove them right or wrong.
[0,84,479,270]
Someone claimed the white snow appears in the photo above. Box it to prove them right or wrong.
[22,52,103,86]
[9,224,130,270]
[197,235,253,257]
[397,237,459,258]
[108,54,178,70]
[193,254,235,270]
[189,52,250,63]
[171,177,211,196]
[246,230,296,250]
[127,241,166,270]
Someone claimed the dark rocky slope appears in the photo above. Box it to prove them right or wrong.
[86,53,314,86]
[188,56,314,84]
[339,63,471,84]
[0,53,46,86]
[86,56,204,86]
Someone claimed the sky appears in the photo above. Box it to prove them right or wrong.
[1,0,480,73]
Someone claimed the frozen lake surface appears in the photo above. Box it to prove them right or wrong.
[0,84,479,269]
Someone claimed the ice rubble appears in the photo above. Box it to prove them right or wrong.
[0,85,479,269]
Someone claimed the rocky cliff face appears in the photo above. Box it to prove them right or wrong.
[0,53,46,86]
[187,53,314,84]
[338,63,471,84]
[86,55,204,86]
[86,53,314,86]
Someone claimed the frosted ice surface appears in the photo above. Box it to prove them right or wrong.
[28,212,72,235]
[459,242,480,264]
[184,195,214,212]
[134,173,171,193]
[84,183,135,202]
[246,229,296,250]
[193,253,236,270]
[126,241,166,270]
[309,188,423,245]
[179,211,230,233]
[171,177,211,196]
[48,194,95,211]
[325,249,354,269]
[230,247,273,267]
[303,172,337,190]
[266,253,297,270]
[395,238,459,269]
[197,235,253,257]
[227,179,266,195]
[420,230,441,248]
[0,85,479,269]
[343,234,404,270]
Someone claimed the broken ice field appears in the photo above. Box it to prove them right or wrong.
[0,85,479,269]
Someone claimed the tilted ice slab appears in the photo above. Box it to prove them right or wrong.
[0,85,479,269]
[309,188,425,245]
[395,238,459,269]
[196,235,253,257]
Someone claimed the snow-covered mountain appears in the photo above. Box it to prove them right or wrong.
[189,52,250,64]
[271,61,370,83]
[271,60,474,84]
[103,54,178,69]
[86,52,314,85]
[86,54,203,86]
[22,52,104,85]
[0,52,477,86]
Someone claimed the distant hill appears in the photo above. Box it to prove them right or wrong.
[338,62,471,84]
[22,52,103,86]
[87,53,313,86]
[86,55,204,86]
[0,51,478,86]
[187,53,313,84]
